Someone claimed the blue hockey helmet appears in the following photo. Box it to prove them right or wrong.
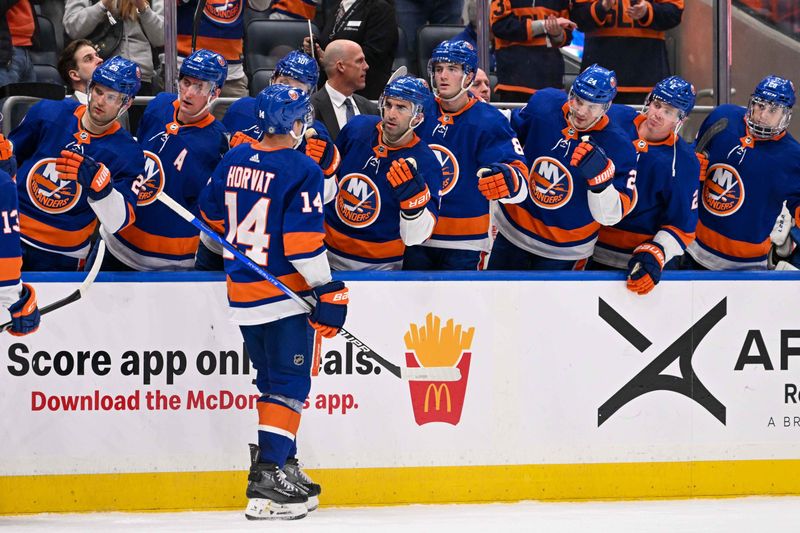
[273,50,319,92]
[255,84,313,135]
[427,40,478,79]
[747,75,795,138]
[381,76,431,112]
[91,56,141,100]
[647,75,696,117]
[180,49,228,90]
[570,64,617,104]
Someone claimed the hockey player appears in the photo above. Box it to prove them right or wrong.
[685,75,800,270]
[0,135,40,336]
[489,64,637,269]
[594,75,700,294]
[405,39,528,270]
[198,84,347,520]
[324,76,441,270]
[11,56,145,271]
[92,49,229,271]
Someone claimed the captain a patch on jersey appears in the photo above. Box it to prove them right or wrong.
[528,156,572,210]
[702,163,745,216]
[26,158,82,214]
[335,173,381,228]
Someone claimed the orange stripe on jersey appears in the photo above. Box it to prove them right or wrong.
[0,256,22,283]
[598,226,652,250]
[200,209,224,235]
[589,27,665,39]
[271,0,316,19]
[325,222,404,259]
[117,224,199,256]
[696,221,770,259]
[663,225,695,247]
[434,214,490,237]
[227,272,310,303]
[257,402,301,436]
[617,86,656,93]
[19,214,97,248]
[177,35,242,60]
[619,191,634,218]
[502,203,600,243]
[495,83,537,95]
[284,231,325,257]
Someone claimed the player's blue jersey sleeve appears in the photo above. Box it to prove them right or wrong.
[222,97,259,137]
[197,151,232,233]
[0,173,21,288]
[283,160,326,261]
[9,100,56,164]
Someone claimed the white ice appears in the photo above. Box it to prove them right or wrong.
[1,497,798,533]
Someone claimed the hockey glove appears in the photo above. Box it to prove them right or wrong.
[229,131,258,148]
[570,137,615,192]
[477,163,522,200]
[55,149,113,200]
[386,157,431,216]
[305,131,340,178]
[770,206,794,258]
[308,280,349,338]
[7,283,40,336]
[0,134,16,177]
[696,152,709,182]
[626,241,666,296]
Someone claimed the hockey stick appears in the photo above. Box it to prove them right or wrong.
[156,192,461,382]
[1,240,106,332]
[695,117,728,154]
[191,0,208,53]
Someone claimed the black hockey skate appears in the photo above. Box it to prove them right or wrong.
[245,444,308,521]
[284,457,322,512]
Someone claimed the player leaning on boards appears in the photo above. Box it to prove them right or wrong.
[324,75,442,270]
[94,49,229,271]
[9,56,145,271]
[489,64,637,270]
[197,84,348,521]
[592,76,701,294]
[683,75,800,270]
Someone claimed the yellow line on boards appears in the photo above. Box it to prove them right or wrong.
[3,460,800,515]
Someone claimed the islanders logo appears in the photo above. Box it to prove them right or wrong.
[702,164,745,216]
[429,144,459,196]
[135,151,166,206]
[26,158,82,214]
[204,0,242,24]
[405,313,474,426]
[529,156,572,209]
[336,173,381,228]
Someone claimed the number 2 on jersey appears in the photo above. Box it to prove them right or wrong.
[224,192,271,265]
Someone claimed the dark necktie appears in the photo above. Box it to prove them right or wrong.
[344,97,355,123]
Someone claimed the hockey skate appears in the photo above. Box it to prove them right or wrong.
[245,444,308,521]
[284,457,322,512]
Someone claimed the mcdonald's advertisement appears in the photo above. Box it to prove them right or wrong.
[2,275,800,478]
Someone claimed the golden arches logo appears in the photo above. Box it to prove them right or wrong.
[423,383,452,413]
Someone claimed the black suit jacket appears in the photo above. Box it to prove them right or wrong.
[311,86,379,142]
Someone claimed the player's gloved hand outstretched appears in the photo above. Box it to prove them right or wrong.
[305,129,340,177]
[626,241,666,295]
[478,163,522,200]
[570,136,615,192]
[55,149,113,200]
[7,283,40,336]
[696,152,709,182]
[229,131,258,148]
[386,157,430,217]
[0,134,16,177]
[308,280,349,338]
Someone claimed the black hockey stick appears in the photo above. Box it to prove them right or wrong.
[695,117,728,154]
[157,192,461,382]
[1,240,106,332]
[191,0,208,53]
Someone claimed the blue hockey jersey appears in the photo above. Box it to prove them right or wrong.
[11,100,143,259]
[0,171,22,311]
[324,115,441,270]
[495,88,636,260]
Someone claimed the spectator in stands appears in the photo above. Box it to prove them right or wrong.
[267,0,319,20]
[490,0,574,103]
[57,39,104,103]
[176,0,269,98]
[395,0,463,76]
[572,0,684,104]
[309,0,398,99]
[451,0,495,73]
[0,0,37,86]
[471,67,491,102]
[64,0,164,95]
[310,39,378,141]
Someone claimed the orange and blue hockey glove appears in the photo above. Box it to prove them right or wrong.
[386,157,430,217]
[55,149,113,200]
[626,241,666,295]
[229,131,258,148]
[308,280,349,338]
[477,163,522,200]
[7,283,40,336]
[0,134,16,177]
[696,152,709,182]
[571,137,615,192]
[305,130,340,178]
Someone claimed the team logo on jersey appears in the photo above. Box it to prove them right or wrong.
[26,158,82,214]
[428,144,459,196]
[204,0,242,24]
[528,157,572,210]
[135,151,166,206]
[702,163,745,216]
[336,173,381,228]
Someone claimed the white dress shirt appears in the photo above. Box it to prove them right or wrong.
[324,82,360,131]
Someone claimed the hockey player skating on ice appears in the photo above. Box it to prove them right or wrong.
[197,84,348,520]
[594,75,701,294]
[10,56,145,271]
[324,75,442,270]
[97,49,229,271]
[490,64,637,269]
[684,75,800,270]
